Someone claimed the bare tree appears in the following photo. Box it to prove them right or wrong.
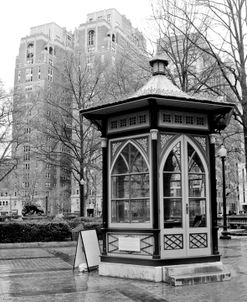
[33,53,106,216]
[0,81,22,182]
[103,51,150,102]
[152,0,247,167]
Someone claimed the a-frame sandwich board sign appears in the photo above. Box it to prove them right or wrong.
[73,229,100,272]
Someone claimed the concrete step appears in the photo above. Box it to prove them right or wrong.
[163,262,231,286]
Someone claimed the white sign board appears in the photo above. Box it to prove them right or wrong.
[73,230,100,271]
[119,236,141,252]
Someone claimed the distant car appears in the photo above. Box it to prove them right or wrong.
[22,204,44,216]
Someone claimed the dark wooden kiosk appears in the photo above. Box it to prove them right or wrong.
[81,56,235,285]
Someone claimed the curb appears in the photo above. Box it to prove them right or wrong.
[0,241,77,249]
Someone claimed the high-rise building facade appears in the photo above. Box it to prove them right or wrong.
[11,23,73,215]
[74,8,146,67]
[70,9,147,215]
[0,10,146,217]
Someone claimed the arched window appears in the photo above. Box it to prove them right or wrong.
[88,30,95,46]
[26,42,34,64]
[111,143,150,223]
[163,142,182,228]
[163,137,207,229]
[187,143,206,227]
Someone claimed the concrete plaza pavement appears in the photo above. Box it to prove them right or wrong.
[0,235,247,301]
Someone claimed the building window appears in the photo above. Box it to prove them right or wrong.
[196,117,205,126]
[108,112,149,132]
[107,14,111,23]
[119,118,127,128]
[25,128,31,134]
[174,115,183,124]
[129,116,137,126]
[88,30,95,46]
[111,142,150,223]
[48,67,53,81]
[45,46,54,56]
[160,110,207,130]
[24,153,30,161]
[26,42,34,64]
[24,145,30,152]
[25,86,33,91]
[163,114,172,123]
[111,121,118,129]
[17,70,21,83]
[139,115,146,124]
[25,68,33,82]
[186,116,194,125]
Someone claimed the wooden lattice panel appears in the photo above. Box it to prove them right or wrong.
[189,233,208,249]
[164,234,183,250]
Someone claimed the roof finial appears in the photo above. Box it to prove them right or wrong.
[149,55,169,76]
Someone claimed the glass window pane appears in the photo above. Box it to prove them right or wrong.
[111,176,129,198]
[111,200,130,223]
[121,145,129,160]
[130,174,149,197]
[164,173,181,197]
[130,199,150,222]
[189,198,206,227]
[189,174,206,197]
[164,143,181,172]
[131,152,148,173]
[112,154,128,174]
[188,143,204,173]
[164,198,182,228]
[111,142,150,224]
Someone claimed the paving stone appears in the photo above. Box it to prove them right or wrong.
[0,238,247,301]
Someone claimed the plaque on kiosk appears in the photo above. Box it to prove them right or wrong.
[119,236,141,252]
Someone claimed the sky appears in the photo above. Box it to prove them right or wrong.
[0,0,154,92]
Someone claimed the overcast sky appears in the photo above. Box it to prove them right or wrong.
[0,0,154,92]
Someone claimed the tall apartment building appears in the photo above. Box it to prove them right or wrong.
[74,8,146,67]
[70,9,147,214]
[11,23,73,215]
[0,9,146,217]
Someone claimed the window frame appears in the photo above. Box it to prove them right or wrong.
[88,30,95,46]
[109,139,151,227]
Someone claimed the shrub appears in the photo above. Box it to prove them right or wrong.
[0,221,72,243]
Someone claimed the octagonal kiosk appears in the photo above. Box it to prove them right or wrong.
[81,56,235,285]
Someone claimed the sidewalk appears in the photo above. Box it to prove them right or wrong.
[0,237,247,301]
[0,240,76,249]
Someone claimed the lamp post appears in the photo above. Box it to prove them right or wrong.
[218,145,231,240]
